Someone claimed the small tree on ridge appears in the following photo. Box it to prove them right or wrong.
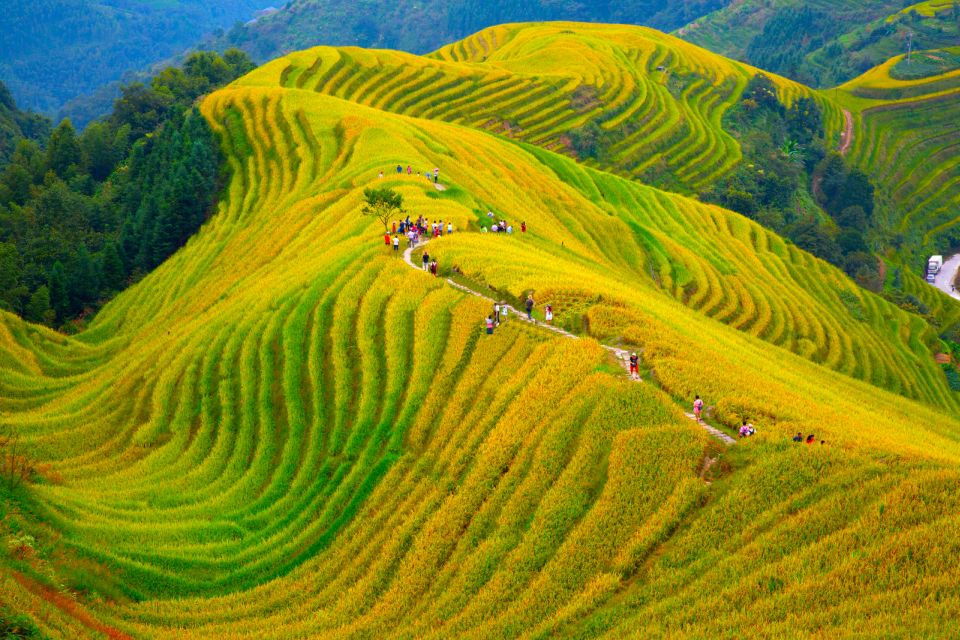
[361,187,405,233]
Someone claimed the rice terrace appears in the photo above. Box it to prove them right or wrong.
[1,9,960,639]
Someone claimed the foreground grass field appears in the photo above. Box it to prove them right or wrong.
[2,22,960,638]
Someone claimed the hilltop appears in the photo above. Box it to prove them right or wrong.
[214,0,729,62]
[2,22,960,637]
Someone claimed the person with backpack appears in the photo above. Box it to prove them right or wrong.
[422,250,430,271]
[629,352,639,379]
[525,294,534,320]
[693,395,704,423]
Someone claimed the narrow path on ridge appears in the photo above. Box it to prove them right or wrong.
[839,109,854,155]
[401,239,737,445]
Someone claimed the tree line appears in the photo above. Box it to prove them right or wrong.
[0,50,255,329]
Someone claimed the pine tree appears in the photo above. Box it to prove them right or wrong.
[69,245,99,310]
[99,241,126,293]
[48,261,69,323]
[25,285,51,325]
[46,119,82,179]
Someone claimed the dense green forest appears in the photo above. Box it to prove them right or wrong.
[0,50,254,328]
[0,0,262,120]
[214,0,731,62]
[701,75,880,288]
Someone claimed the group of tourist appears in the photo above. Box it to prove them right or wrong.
[421,249,439,276]
[379,165,440,183]
[694,395,757,438]
[695,396,829,444]
[793,432,825,445]
[486,295,546,334]
[482,211,526,234]
[385,216,454,252]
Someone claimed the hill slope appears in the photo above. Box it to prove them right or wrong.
[839,50,960,258]
[3,23,960,637]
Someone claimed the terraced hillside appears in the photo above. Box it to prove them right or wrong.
[256,23,840,194]
[3,23,960,638]
[840,51,960,257]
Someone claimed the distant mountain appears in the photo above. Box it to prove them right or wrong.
[0,0,264,121]
[213,0,730,62]
[678,0,960,87]
[0,81,50,164]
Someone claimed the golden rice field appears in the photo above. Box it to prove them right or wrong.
[3,22,960,638]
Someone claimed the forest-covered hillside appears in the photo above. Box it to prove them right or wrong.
[0,0,263,120]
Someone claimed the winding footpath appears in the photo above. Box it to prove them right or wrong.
[402,240,737,445]
[839,109,854,156]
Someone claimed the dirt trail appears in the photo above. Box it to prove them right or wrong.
[839,109,854,155]
[401,240,737,445]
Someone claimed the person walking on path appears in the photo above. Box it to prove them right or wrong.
[501,303,508,323]
[629,352,639,379]
[433,167,439,184]
[392,235,400,252]
[407,165,412,175]
[494,302,501,325]
[525,294,535,321]
[447,221,453,235]
[693,395,704,423]
[486,315,494,335]
[545,305,553,325]
[392,221,397,234]
[384,232,391,246]
[422,250,430,271]
[430,260,438,276]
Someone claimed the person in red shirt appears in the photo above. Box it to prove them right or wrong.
[392,221,397,234]
[521,221,527,233]
[384,232,391,246]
